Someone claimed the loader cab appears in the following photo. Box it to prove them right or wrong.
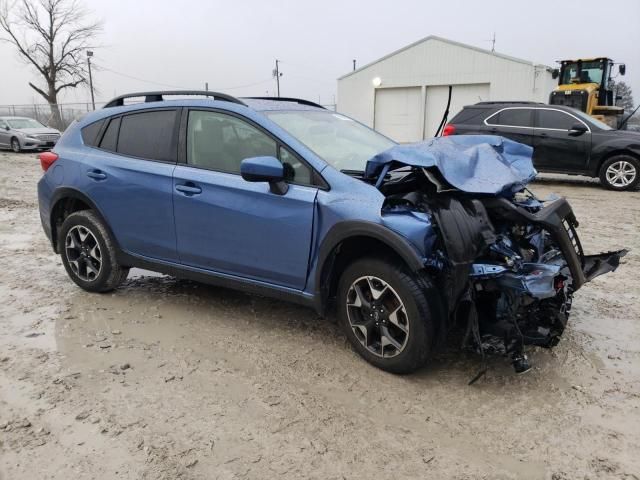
[558,58,610,88]
[549,57,626,127]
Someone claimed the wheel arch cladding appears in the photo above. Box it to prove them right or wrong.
[314,221,426,315]
[49,188,117,254]
[594,147,640,175]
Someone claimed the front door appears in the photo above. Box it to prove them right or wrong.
[173,109,317,290]
[533,108,591,172]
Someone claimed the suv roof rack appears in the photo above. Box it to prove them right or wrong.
[103,90,246,108]
[242,96,326,109]
[475,101,543,105]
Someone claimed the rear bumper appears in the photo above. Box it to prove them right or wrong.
[37,177,54,251]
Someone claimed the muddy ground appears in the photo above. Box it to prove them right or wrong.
[0,150,638,480]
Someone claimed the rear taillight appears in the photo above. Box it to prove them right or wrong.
[38,151,59,171]
[442,124,456,136]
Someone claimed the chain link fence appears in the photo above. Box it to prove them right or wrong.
[0,103,106,131]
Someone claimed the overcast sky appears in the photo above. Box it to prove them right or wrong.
[1,0,639,108]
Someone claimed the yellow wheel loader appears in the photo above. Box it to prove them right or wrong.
[549,58,626,128]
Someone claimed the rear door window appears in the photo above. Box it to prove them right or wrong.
[117,110,178,161]
[536,110,578,130]
[486,109,533,127]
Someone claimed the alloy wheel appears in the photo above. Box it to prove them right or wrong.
[11,139,20,153]
[65,225,102,282]
[346,275,409,358]
[605,160,637,188]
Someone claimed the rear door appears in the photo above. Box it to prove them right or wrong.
[81,109,179,261]
[484,107,535,146]
[532,108,591,172]
[172,109,317,289]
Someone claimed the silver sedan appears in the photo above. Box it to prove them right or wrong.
[0,116,61,152]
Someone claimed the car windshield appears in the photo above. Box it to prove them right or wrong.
[263,110,396,172]
[568,108,613,130]
[7,118,46,129]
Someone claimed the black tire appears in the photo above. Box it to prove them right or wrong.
[11,137,21,153]
[598,155,640,191]
[58,210,129,292]
[337,257,442,374]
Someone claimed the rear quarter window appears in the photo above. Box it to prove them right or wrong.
[81,119,105,146]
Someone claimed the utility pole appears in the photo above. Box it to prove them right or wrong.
[86,50,95,110]
[205,82,209,91]
[491,32,496,52]
[353,59,356,71]
[273,59,282,97]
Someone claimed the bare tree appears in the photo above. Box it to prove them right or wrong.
[0,0,101,128]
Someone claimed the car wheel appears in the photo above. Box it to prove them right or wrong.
[11,138,21,153]
[337,257,442,374]
[59,210,129,292]
[599,155,640,191]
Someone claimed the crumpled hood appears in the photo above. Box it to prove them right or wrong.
[365,135,536,195]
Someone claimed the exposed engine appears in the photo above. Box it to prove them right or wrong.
[379,165,625,376]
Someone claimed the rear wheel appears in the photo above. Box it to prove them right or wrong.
[337,257,441,374]
[599,155,639,191]
[11,138,21,153]
[59,210,129,292]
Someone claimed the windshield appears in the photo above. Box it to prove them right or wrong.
[561,60,604,85]
[264,110,396,171]
[569,108,613,130]
[7,118,46,129]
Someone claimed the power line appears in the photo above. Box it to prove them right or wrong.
[95,63,273,91]
[95,64,189,89]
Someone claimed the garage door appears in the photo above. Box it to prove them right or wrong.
[374,87,423,143]
[424,83,490,138]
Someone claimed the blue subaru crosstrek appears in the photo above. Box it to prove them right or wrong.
[38,91,625,374]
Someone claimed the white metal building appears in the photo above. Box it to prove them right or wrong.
[337,36,556,142]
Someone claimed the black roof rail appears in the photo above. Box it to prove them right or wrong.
[242,96,326,109]
[103,90,246,108]
[475,101,542,105]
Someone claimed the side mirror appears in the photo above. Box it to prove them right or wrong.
[240,156,288,195]
[4,126,9,131]
[568,123,588,136]
[551,68,560,80]
[619,64,626,76]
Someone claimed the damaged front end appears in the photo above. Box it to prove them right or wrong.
[369,135,627,375]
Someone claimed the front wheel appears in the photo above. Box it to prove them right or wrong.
[599,155,640,191]
[337,257,442,374]
[11,138,21,153]
[59,210,129,292]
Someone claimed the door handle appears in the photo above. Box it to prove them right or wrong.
[175,183,202,195]
[539,132,548,138]
[87,169,107,180]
